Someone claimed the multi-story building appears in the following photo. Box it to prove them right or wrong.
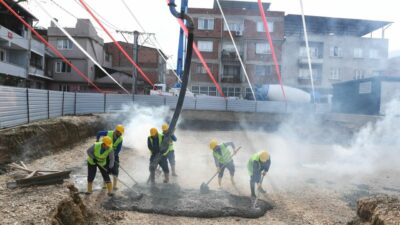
[0,0,50,89]
[282,14,391,96]
[104,42,167,94]
[46,19,112,92]
[386,56,400,76]
[187,0,285,98]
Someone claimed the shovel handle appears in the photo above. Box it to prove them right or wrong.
[205,146,241,185]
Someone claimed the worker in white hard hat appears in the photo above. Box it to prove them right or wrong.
[96,124,124,190]
[247,150,271,198]
[209,139,236,188]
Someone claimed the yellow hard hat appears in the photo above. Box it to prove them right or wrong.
[209,139,218,150]
[102,136,112,148]
[162,123,169,132]
[150,128,158,137]
[115,124,124,134]
[259,150,270,162]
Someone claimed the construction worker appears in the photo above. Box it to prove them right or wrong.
[209,139,236,187]
[247,150,271,198]
[161,123,178,176]
[96,124,124,190]
[148,128,169,184]
[86,136,114,196]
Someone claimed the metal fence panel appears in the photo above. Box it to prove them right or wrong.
[165,96,196,110]
[76,93,104,114]
[256,101,286,113]
[63,92,75,115]
[134,95,165,107]
[227,99,256,112]
[0,86,28,128]
[286,102,314,113]
[196,97,226,111]
[106,94,132,112]
[49,91,63,118]
[28,89,48,122]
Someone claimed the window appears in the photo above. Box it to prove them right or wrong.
[55,61,72,73]
[222,87,241,97]
[198,18,214,30]
[224,21,242,32]
[198,41,213,52]
[192,86,200,94]
[330,68,341,80]
[256,21,274,32]
[195,64,207,74]
[245,88,253,99]
[0,49,5,62]
[192,86,217,96]
[330,46,342,57]
[59,84,70,92]
[354,69,365,80]
[30,52,43,69]
[299,68,318,79]
[57,39,73,50]
[105,53,111,62]
[223,65,241,77]
[354,48,363,58]
[369,49,379,59]
[255,65,272,77]
[300,46,319,58]
[256,43,271,55]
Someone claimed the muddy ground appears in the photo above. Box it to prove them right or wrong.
[1,123,399,224]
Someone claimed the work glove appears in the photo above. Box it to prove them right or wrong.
[93,158,98,164]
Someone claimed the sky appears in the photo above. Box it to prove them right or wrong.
[20,0,400,68]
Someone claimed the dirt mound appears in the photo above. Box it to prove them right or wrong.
[103,183,273,218]
[348,195,400,225]
[0,115,106,166]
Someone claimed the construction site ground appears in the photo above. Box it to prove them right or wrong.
[0,117,399,224]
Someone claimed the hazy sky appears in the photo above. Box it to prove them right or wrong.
[21,0,400,67]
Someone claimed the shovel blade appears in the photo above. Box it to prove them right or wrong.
[200,182,209,194]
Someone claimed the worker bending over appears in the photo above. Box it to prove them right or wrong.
[247,151,271,198]
[209,139,236,187]
[96,124,124,190]
[161,123,178,176]
[148,128,169,184]
[86,136,114,196]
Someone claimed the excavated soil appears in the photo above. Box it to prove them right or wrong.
[104,183,272,218]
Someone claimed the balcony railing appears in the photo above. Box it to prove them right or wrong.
[298,57,323,64]
[221,50,243,63]
[221,75,242,83]
[0,25,29,50]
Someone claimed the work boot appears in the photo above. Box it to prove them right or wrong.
[171,165,178,177]
[218,177,222,188]
[86,182,93,195]
[230,176,236,186]
[106,182,114,196]
[113,176,118,190]
[163,173,169,183]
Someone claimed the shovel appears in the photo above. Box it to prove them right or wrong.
[200,147,241,194]
[252,173,266,209]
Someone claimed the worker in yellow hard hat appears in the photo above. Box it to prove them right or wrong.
[247,150,271,198]
[161,123,178,176]
[86,136,114,196]
[209,139,236,187]
[148,127,169,184]
[96,124,124,190]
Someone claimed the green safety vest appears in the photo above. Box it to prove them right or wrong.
[163,133,175,156]
[148,133,163,153]
[87,142,113,167]
[247,152,262,176]
[107,130,123,151]
[213,144,232,165]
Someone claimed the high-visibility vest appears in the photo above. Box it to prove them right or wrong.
[247,152,261,176]
[148,133,163,152]
[213,144,231,165]
[87,142,113,167]
[163,133,175,156]
[107,130,123,151]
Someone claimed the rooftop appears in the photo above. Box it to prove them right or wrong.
[213,0,270,11]
[0,0,38,21]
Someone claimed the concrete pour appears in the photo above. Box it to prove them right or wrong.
[103,183,273,218]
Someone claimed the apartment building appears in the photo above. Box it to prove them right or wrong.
[187,0,285,98]
[104,42,167,94]
[282,15,391,95]
[0,0,49,89]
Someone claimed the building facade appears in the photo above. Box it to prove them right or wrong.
[187,0,285,98]
[282,15,390,96]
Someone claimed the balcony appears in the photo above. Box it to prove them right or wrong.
[298,57,323,64]
[31,39,45,56]
[221,50,243,63]
[221,75,242,83]
[0,25,29,50]
[297,74,322,85]
[0,61,27,78]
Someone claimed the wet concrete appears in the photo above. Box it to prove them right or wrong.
[103,183,273,218]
